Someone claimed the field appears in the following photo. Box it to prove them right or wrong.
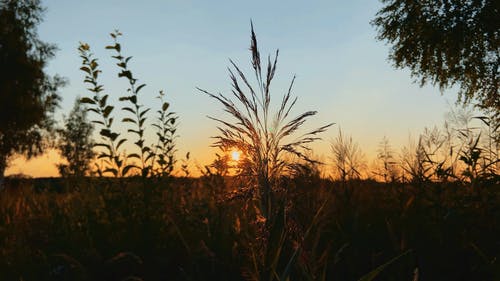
[1,176,499,281]
[2,2,500,281]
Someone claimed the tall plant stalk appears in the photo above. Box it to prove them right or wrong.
[198,23,333,220]
[78,43,127,177]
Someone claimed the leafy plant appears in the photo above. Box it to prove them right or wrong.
[151,90,178,177]
[106,30,153,177]
[78,42,127,177]
[79,31,178,178]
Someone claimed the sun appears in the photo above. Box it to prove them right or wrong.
[231,150,241,161]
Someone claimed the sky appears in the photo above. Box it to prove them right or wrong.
[6,0,460,177]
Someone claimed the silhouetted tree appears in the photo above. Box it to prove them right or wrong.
[56,99,95,177]
[372,0,499,114]
[0,0,63,183]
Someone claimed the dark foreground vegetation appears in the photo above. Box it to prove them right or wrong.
[1,176,499,281]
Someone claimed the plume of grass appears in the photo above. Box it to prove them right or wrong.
[330,128,366,182]
[197,22,333,220]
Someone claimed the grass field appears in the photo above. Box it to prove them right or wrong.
[1,176,498,281]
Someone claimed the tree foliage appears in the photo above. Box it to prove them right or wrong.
[56,99,95,177]
[372,0,499,113]
[0,0,63,178]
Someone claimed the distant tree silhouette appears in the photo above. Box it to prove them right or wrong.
[0,0,63,183]
[372,0,499,115]
[56,99,94,177]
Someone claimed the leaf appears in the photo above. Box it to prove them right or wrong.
[92,69,100,79]
[162,102,170,111]
[103,168,118,176]
[110,132,119,141]
[122,107,135,114]
[130,95,137,104]
[116,138,127,150]
[80,66,91,74]
[97,153,112,159]
[90,60,98,70]
[122,118,136,124]
[145,153,155,162]
[118,70,132,80]
[99,94,109,108]
[80,97,96,105]
[122,164,139,176]
[135,139,144,148]
[100,129,112,138]
[139,108,150,118]
[103,105,114,118]
[87,108,99,114]
[136,84,146,93]
[128,153,141,159]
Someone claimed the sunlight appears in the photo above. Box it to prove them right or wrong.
[231,150,241,161]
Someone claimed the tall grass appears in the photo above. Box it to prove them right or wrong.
[198,23,333,221]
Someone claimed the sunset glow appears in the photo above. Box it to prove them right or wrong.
[231,150,241,162]
[4,0,459,178]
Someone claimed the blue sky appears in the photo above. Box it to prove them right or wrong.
[7,0,459,176]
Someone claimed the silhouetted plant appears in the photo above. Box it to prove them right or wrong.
[446,106,499,183]
[56,98,94,177]
[198,23,333,220]
[151,90,178,177]
[180,152,191,178]
[79,42,127,177]
[330,128,365,181]
[202,152,230,178]
[79,31,178,178]
[373,136,399,182]
[475,113,500,178]
[106,30,154,177]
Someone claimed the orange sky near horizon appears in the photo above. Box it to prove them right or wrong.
[4,0,463,178]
